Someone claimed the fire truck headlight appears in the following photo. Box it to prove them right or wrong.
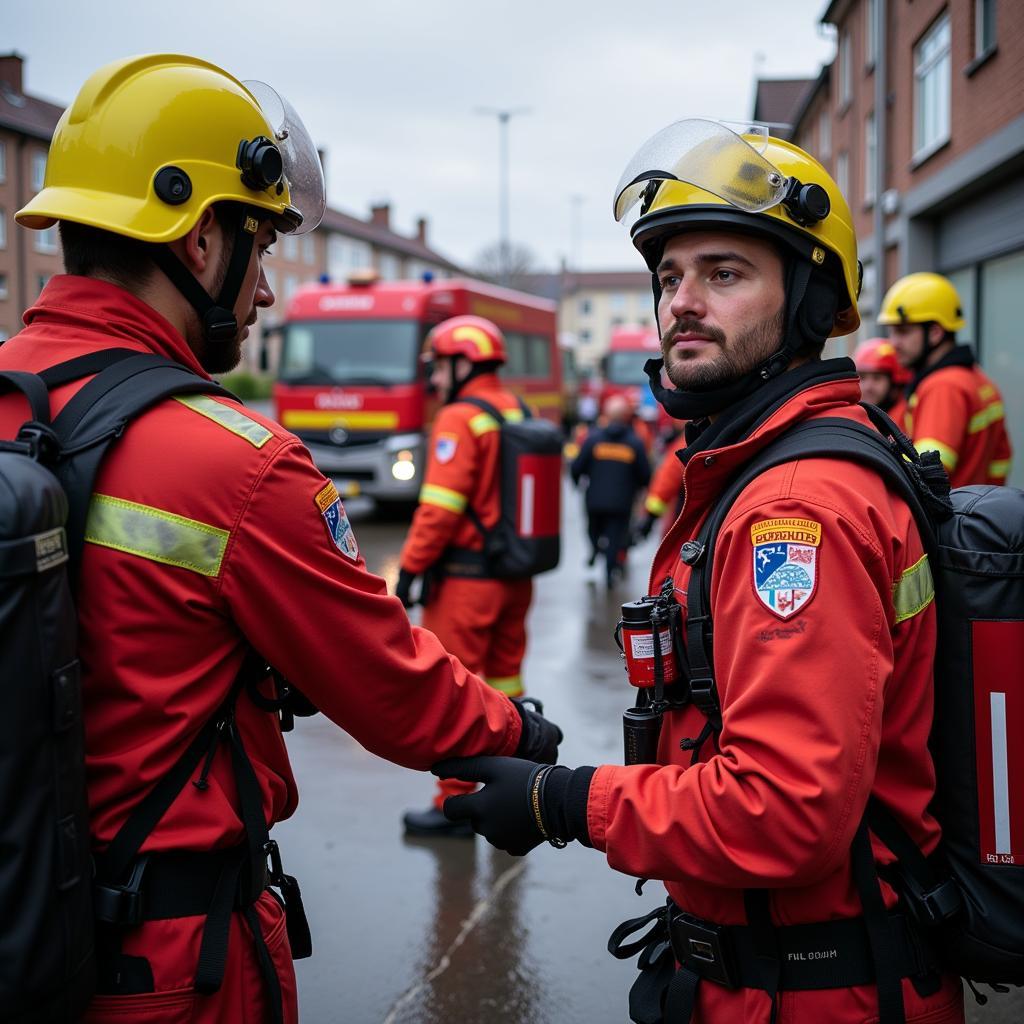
[391,450,416,481]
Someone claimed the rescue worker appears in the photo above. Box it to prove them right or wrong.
[433,121,965,1023]
[397,315,539,837]
[571,394,651,586]
[879,272,1011,485]
[853,337,910,425]
[634,430,686,540]
[1,55,560,1023]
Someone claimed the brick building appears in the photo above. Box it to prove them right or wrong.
[0,53,64,342]
[757,0,1024,478]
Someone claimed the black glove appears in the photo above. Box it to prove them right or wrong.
[395,569,418,609]
[632,514,655,543]
[511,697,563,764]
[433,756,596,856]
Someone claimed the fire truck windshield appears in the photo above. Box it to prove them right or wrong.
[279,320,421,386]
[606,350,654,386]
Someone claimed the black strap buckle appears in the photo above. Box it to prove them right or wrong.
[669,910,739,989]
[912,877,962,927]
[94,855,150,926]
[264,839,285,887]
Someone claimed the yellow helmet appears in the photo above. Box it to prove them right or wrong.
[613,120,860,337]
[16,53,325,240]
[877,272,965,332]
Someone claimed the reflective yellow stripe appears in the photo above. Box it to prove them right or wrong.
[468,407,524,437]
[968,401,1004,434]
[419,483,467,514]
[892,554,935,625]
[486,675,523,696]
[175,395,272,448]
[916,437,958,471]
[979,384,996,400]
[989,459,1012,479]
[85,494,229,577]
[645,495,668,516]
[280,409,399,430]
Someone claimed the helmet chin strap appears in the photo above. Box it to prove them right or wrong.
[910,322,942,374]
[444,358,490,404]
[149,206,259,345]
[646,258,834,420]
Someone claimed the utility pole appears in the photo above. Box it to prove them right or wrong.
[476,107,531,285]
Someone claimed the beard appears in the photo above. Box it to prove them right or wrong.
[186,241,251,375]
[661,309,784,392]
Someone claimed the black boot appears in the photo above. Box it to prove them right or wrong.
[402,806,475,838]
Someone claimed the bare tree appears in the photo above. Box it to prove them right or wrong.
[473,241,540,291]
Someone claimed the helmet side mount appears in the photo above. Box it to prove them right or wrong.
[236,137,284,193]
[154,166,193,206]
[780,178,831,227]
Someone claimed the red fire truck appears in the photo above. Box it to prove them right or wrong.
[272,276,562,507]
[599,325,677,444]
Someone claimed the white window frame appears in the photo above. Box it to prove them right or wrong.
[864,111,877,204]
[282,234,299,262]
[31,152,46,192]
[818,108,832,160]
[35,225,59,254]
[913,11,952,161]
[975,0,996,58]
[836,151,850,201]
[865,0,878,68]
[839,31,853,107]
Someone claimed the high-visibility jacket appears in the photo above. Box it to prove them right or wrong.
[585,375,963,1023]
[0,276,521,1017]
[399,374,527,574]
[906,355,1011,486]
[643,443,685,521]
[570,420,650,515]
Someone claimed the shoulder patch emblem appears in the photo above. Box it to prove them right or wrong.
[315,481,359,561]
[751,518,821,620]
[435,432,458,464]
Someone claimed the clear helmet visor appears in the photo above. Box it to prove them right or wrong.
[613,119,787,225]
[244,80,326,234]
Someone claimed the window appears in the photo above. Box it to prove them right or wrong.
[579,298,591,316]
[865,0,878,68]
[31,152,46,191]
[36,274,49,296]
[265,268,278,297]
[377,252,399,280]
[946,266,976,346]
[35,225,59,254]
[580,329,592,345]
[282,234,299,261]
[836,151,849,200]
[818,109,832,160]
[609,293,626,312]
[284,273,298,300]
[839,31,852,107]
[0,142,6,184]
[302,234,316,265]
[0,273,8,300]
[975,0,996,58]
[864,112,877,204]
[0,209,5,250]
[0,330,8,344]
[914,12,952,160]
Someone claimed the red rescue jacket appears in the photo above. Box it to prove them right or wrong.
[587,376,963,1022]
[400,374,526,575]
[0,276,521,855]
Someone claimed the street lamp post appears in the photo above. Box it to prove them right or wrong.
[476,106,530,285]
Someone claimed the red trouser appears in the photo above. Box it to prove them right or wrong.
[83,893,296,1024]
[422,575,532,806]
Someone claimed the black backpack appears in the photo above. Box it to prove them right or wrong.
[683,406,1024,1019]
[456,396,562,579]
[0,350,232,1022]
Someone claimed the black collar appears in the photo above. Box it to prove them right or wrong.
[680,357,858,464]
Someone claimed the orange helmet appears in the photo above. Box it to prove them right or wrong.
[426,315,506,364]
[853,338,911,384]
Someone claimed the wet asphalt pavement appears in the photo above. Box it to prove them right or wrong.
[270,475,1022,1024]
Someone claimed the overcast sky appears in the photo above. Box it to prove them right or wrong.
[9,0,836,272]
